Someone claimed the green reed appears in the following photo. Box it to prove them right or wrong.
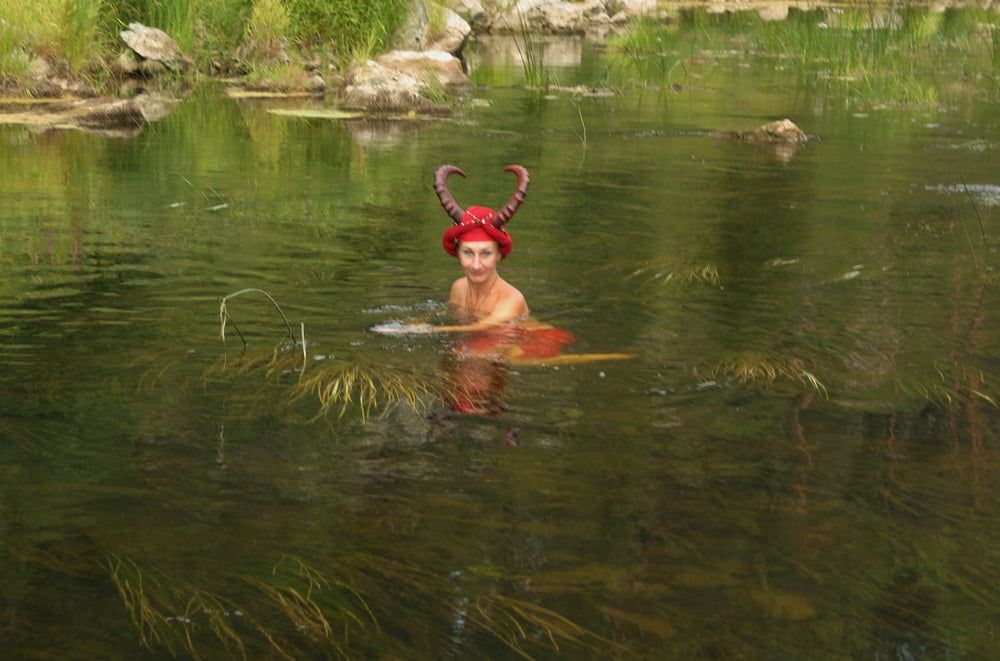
[0,0,105,79]
[0,11,31,82]
[509,12,550,90]
[241,0,290,64]
[287,0,408,65]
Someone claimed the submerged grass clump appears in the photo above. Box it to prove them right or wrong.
[709,352,828,397]
[627,261,722,287]
[292,360,442,421]
[206,346,444,423]
[214,287,444,422]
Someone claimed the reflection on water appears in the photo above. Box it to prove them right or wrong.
[2,7,1000,658]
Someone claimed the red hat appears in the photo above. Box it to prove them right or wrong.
[434,165,530,259]
[441,205,513,257]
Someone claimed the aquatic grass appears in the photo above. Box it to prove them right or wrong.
[245,555,377,659]
[219,288,296,347]
[610,16,684,89]
[958,172,993,274]
[508,12,550,90]
[108,552,615,659]
[291,359,442,421]
[348,552,616,658]
[709,353,828,397]
[107,555,250,659]
[107,554,376,660]
[899,363,999,410]
[627,261,722,287]
[477,594,616,655]
[205,344,443,422]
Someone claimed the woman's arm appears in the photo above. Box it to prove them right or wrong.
[372,291,526,335]
[434,286,527,332]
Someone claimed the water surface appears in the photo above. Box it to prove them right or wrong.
[2,7,999,658]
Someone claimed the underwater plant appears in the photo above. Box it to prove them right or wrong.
[708,352,828,397]
[107,552,617,659]
[627,261,722,287]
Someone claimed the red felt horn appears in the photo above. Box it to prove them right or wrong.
[433,164,466,225]
[493,165,530,228]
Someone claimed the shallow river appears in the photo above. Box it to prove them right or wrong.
[2,7,1000,658]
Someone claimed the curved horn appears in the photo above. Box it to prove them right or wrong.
[433,164,466,225]
[493,165,530,227]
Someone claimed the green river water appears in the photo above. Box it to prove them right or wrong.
[2,7,1000,659]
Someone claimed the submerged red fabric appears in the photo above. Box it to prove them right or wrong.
[442,205,514,258]
[446,325,576,414]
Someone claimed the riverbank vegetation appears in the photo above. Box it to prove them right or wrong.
[610,6,999,106]
[0,0,409,91]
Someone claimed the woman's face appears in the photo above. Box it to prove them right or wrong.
[458,240,500,284]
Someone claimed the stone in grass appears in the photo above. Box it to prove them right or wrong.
[737,118,808,144]
[120,23,194,72]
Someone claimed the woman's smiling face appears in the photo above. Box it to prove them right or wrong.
[458,240,500,283]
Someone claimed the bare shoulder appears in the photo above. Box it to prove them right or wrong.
[449,277,468,304]
[496,279,529,316]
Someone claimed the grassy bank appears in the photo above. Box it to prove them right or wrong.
[0,0,410,91]
[611,6,999,106]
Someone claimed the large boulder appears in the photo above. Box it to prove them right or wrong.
[120,23,194,72]
[487,0,659,35]
[425,4,472,54]
[341,50,468,114]
[392,0,429,50]
[341,60,446,114]
[494,0,612,35]
[452,0,488,29]
[375,50,469,87]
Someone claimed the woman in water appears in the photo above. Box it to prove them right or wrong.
[376,164,574,414]
[377,164,532,335]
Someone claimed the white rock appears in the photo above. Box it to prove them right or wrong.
[375,50,469,87]
[425,4,472,54]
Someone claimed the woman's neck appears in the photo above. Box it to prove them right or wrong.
[464,273,499,318]
[467,272,499,295]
